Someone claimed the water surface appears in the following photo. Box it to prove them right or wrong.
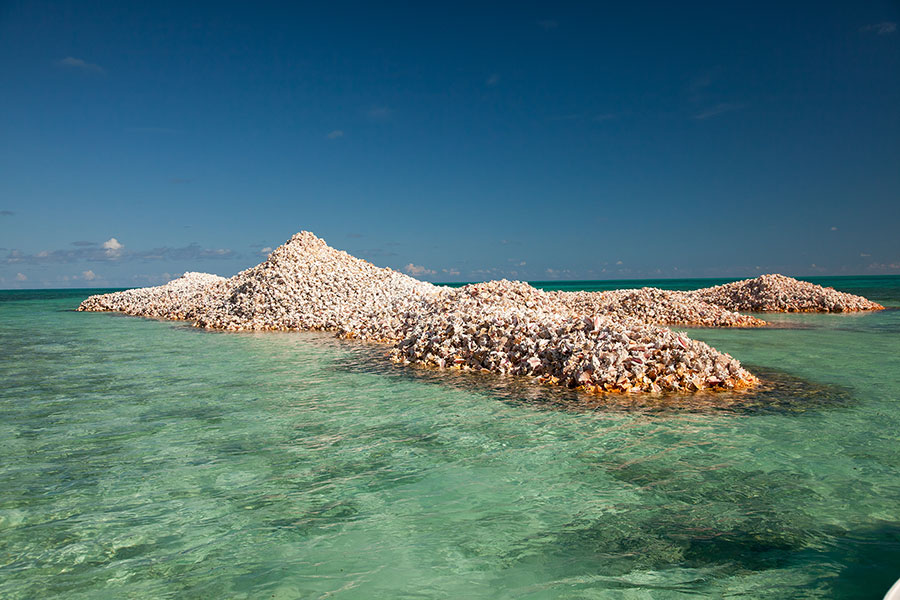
[1,276,898,598]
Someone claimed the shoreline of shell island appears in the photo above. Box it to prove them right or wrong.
[78,232,884,396]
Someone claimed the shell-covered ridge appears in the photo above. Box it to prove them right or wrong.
[692,273,884,313]
[76,272,228,320]
[388,280,756,393]
[77,232,882,395]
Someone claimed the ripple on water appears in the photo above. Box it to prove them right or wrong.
[2,290,899,599]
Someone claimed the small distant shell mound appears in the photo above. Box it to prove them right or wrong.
[77,272,229,320]
[77,233,880,397]
[692,274,885,313]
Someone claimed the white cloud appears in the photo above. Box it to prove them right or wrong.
[260,247,273,254]
[15,272,26,281]
[81,270,96,281]
[860,253,871,257]
[327,130,344,139]
[830,226,838,231]
[404,263,436,276]
[441,268,461,276]
[861,22,897,35]
[103,237,123,257]
[57,57,105,74]
[486,74,499,86]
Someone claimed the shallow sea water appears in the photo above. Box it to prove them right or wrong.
[1,276,899,599]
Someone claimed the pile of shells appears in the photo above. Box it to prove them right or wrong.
[77,272,229,320]
[189,232,438,335]
[390,280,757,393]
[553,287,767,328]
[692,273,885,313]
[78,232,883,396]
[78,233,761,394]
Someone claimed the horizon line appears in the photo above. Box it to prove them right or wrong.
[3,272,899,292]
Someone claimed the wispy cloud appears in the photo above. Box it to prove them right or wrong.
[366,106,392,120]
[471,267,503,277]
[125,127,180,134]
[548,114,582,121]
[866,262,900,272]
[81,270,97,281]
[486,74,499,87]
[537,19,558,30]
[359,247,398,258]
[259,247,273,255]
[71,240,96,247]
[687,72,716,103]
[544,267,574,279]
[6,240,234,264]
[860,22,897,35]
[693,102,746,120]
[134,245,233,261]
[15,272,26,281]
[404,263,436,277]
[0,210,13,216]
[57,57,105,74]
[327,130,344,139]
[686,70,746,121]
[548,113,617,122]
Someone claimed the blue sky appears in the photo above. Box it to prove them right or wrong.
[1,1,898,288]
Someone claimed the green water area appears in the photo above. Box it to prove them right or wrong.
[2,276,899,599]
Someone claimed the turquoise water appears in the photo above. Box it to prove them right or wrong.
[1,277,899,599]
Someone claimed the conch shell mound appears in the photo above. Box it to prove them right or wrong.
[692,273,884,313]
[78,232,879,396]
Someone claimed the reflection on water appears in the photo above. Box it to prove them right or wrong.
[330,342,853,416]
